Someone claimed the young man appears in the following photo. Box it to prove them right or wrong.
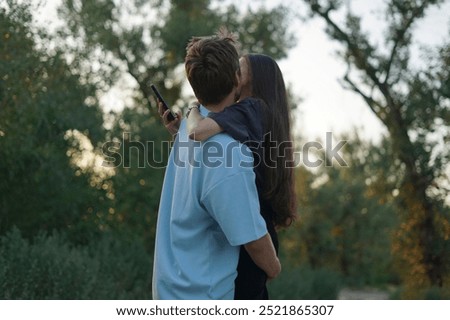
[152,30,281,299]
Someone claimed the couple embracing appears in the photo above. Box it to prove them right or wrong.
[152,28,296,300]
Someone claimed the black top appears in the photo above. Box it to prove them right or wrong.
[209,97,278,300]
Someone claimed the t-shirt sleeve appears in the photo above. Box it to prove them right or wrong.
[201,171,267,246]
[208,99,263,144]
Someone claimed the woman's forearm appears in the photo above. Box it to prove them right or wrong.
[187,108,223,141]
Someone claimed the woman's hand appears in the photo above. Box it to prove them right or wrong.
[186,103,223,141]
[158,101,182,136]
[186,104,203,137]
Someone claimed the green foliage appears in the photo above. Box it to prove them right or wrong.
[0,2,107,237]
[0,228,152,299]
[57,0,297,107]
[268,265,341,300]
[156,1,296,64]
[100,107,171,248]
[390,284,450,300]
[223,5,296,58]
[282,134,399,288]
[154,0,221,65]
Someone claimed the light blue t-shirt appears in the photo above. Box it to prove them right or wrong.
[152,106,267,300]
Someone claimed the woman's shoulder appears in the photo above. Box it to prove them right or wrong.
[238,96,263,107]
[231,97,264,115]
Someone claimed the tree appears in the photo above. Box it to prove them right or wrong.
[302,0,450,297]
[0,1,107,238]
[57,0,296,112]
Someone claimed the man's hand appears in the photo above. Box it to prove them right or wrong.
[244,233,281,280]
[158,101,181,136]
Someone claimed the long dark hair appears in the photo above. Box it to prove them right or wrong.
[246,54,296,227]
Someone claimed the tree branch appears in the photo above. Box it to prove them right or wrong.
[384,1,429,84]
[117,49,160,119]
[308,3,386,98]
[343,73,389,127]
[308,1,400,117]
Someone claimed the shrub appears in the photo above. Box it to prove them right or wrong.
[268,265,341,299]
[390,285,450,300]
[0,228,152,299]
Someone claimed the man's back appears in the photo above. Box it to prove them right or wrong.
[152,107,267,299]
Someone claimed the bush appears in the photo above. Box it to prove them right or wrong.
[0,228,152,299]
[390,285,450,300]
[268,265,342,299]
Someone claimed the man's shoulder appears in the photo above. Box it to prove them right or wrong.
[205,131,237,143]
[203,132,247,154]
[201,133,254,171]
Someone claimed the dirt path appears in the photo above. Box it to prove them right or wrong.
[338,288,390,300]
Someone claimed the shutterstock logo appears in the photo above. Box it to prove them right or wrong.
[101,132,348,169]
[299,132,348,167]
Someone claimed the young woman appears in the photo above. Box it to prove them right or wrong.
[159,53,296,299]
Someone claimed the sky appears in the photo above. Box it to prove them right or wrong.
[35,0,450,143]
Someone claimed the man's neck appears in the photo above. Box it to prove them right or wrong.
[203,90,237,113]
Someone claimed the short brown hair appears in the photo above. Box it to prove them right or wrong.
[185,29,240,105]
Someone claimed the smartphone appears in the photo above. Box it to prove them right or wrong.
[150,84,177,122]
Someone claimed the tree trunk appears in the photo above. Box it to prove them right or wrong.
[389,113,444,296]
